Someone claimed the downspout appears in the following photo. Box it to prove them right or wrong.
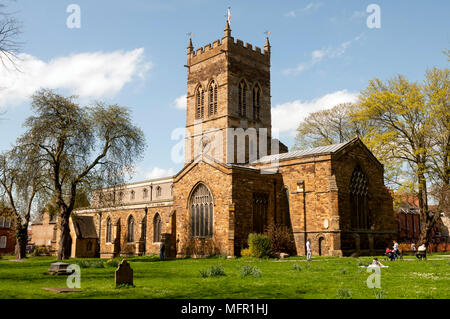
[273,179,277,225]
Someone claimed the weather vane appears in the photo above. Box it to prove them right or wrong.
[224,7,231,24]
[186,32,195,37]
[264,31,271,37]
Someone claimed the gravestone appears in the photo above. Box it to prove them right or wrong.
[48,262,74,275]
[115,259,133,287]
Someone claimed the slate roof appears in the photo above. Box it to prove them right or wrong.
[73,216,98,239]
[252,140,353,164]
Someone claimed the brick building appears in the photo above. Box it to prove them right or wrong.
[54,22,396,258]
[0,208,15,256]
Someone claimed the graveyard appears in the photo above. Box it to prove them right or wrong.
[0,254,449,299]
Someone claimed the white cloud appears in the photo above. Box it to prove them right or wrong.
[283,34,363,76]
[172,94,186,110]
[301,2,323,12]
[285,2,323,18]
[285,10,296,18]
[144,167,175,179]
[272,90,359,136]
[0,48,152,107]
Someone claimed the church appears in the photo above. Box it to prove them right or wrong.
[68,22,396,259]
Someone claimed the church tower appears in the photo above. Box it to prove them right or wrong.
[185,22,274,165]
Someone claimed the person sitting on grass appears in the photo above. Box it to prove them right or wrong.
[385,247,394,261]
[371,257,384,267]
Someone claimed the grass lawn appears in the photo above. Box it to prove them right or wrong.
[0,254,449,299]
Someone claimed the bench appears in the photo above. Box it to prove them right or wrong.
[400,250,427,260]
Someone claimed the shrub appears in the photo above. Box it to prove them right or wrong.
[105,259,120,268]
[33,246,49,256]
[199,265,226,278]
[266,224,296,255]
[248,233,271,258]
[241,265,262,278]
[292,264,302,271]
[337,288,352,299]
[240,248,252,257]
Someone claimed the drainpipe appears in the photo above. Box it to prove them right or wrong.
[273,179,277,225]
[97,211,102,257]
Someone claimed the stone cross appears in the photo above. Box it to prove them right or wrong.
[115,259,133,287]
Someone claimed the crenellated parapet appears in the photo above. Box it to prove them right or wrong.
[187,21,270,67]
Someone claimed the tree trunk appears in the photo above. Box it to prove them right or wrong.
[417,167,431,247]
[57,212,72,260]
[15,225,28,260]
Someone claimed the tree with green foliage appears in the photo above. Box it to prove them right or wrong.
[0,147,45,259]
[17,89,146,260]
[353,69,449,246]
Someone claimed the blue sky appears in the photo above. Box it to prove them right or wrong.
[0,0,449,181]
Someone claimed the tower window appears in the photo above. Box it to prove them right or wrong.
[196,86,204,119]
[253,86,261,120]
[209,81,218,116]
[238,81,247,117]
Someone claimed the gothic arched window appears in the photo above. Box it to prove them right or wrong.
[130,190,135,201]
[208,81,218,115]
[190,183,213,237]
[153,213,162,243]
[156,186,161,197]
[238,80,247,117]
[350,166,369,230]
[106,217,112,243]
[127,215,135,242]
[253,193,268,233]
[253,85,261,120]
[143,188,148,199]
[196,86,204,119]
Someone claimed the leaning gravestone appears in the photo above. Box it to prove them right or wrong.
[115,259,133,287]
[48,262,74,275]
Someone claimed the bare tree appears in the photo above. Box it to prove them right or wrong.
[0,1,21,69]
[18,89,146,260]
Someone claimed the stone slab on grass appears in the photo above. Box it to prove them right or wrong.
[43,287,82,293]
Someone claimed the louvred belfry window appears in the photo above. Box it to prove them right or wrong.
[196,86,204,119]
[238,81,247,117]
[209,81,218,115]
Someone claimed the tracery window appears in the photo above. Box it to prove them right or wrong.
[253,193,268,233]
[127,215,135,242]
[190,184,213,237]
[350,166,369,230]
[153,213,162,243]
[106,217,112,243]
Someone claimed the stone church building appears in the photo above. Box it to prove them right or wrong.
[70,22,396,258]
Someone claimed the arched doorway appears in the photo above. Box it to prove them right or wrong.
[318,237,324,256]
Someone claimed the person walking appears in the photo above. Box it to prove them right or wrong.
[306,239,312,261]
[393,240,399,261]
